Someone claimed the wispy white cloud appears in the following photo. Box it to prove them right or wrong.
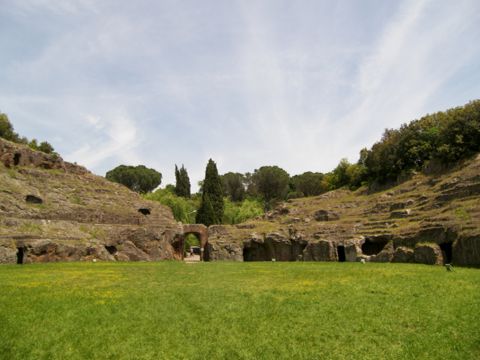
[337,0,480,161]
[66,111,141,171]
[1,0,479,190]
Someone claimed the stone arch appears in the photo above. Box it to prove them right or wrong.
[182,224,209,261]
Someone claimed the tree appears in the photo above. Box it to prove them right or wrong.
[174,164,191,198]
[0,112,55,153]
[37,141,55,154]
[105,165,162,193]
[0,113,20,142]
[196,159,224,226]
[221,172,245,202]
[252,166,290,208]
[290,172,326,197]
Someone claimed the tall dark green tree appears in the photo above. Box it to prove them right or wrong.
[196,159,224,226]
[174,164,191,198]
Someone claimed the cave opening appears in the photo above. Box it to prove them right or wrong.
[440,242,453,264]
[13,153,21,166]
[337,246,346,262]
[16,247,25,264]
[361,239,388,255]
[138,208,151,216]
[26,195,43,204]
[105,245,117,255]
[243,243,268,261]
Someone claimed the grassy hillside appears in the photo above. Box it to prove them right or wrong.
[0,262,479,359]
[206,153,480,265]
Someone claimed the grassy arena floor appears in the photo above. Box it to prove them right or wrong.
[0,262,479,359]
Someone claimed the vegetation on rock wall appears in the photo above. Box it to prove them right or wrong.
[144,187,198,223]
[0,112,55,154]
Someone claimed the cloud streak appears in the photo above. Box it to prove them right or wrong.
[1,0,479,189]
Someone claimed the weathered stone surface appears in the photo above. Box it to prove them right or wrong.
[242,232,307,261]
[389,199,415,211]
[452,236,480,266]
[313,210,339,221]
[392,246,414,263]
[303,240,337,261]
[370,241,394,262]
[344,242,361,262]
[390,209,412,218]
[0,245,16,263]
[414,243,444,265]
[0,137,183,264]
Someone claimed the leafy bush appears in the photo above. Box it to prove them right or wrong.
[144,188,199,223]
[0,112,56,154]
[222,198,264,225]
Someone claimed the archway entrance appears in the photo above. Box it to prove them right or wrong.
[179,224,209,262]
[184,233,201,262]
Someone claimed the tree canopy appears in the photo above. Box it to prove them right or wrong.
[196,159,224,226]
[289,172,326,197]
[252,166,290,208]
[105,165,162,193]
[221,172,246,202]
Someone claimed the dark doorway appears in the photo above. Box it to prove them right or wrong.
[16,247,25,264]
[361,239,388,255]
[105,245,117,255]
[13,153,21,166]
[337,246,346,262]
[138,208,151,216]
[243,243,268,261]
[440,242,453,264]
[26,195,43,204]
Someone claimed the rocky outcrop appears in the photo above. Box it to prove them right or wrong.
[0,137,183,264]
[243,233,307,261]
[452,236,480,266]
[0,138,88,174]
[414,244,444,265]
[303,240,337,261]
[313,210,339,221]
[370,241,395,262]
[392,247,415,263]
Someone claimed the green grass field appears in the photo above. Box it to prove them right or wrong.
[1,262,479,359]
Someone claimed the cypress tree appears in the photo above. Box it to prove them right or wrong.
[196,159,224,226]
[174,164,191,197]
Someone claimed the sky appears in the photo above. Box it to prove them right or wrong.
[1,0,480,191]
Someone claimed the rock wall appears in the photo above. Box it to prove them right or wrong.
[0,138,183,264]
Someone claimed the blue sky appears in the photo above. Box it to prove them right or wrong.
[1,0,479,190]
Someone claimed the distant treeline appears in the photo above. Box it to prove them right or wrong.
[0,113,55,154]
[3,99,479,225]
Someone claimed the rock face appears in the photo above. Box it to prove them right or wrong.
[313,210,340,221]
[0,138,183,264]
[392,247,415,263]
[303,240,337,261]
[414,244,444,265]
[204,152,480,266]
[2,136,479,267]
